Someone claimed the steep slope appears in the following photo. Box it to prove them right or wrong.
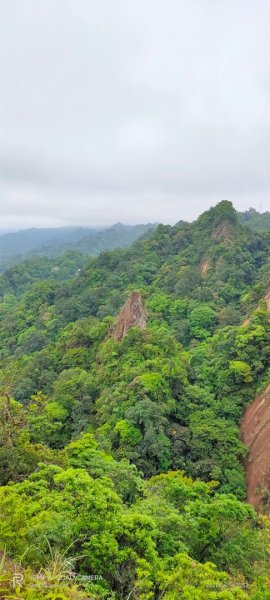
[0,201,269,488]
[1,202,270,596]
[241,385,270,509]
[112,290,146,341]
[242,291,270,326]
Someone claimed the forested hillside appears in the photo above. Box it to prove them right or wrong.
[1,201,270,598]
[239,208,270,232]
[0,223,155,272]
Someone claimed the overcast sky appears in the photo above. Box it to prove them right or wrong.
[0,0,270,229]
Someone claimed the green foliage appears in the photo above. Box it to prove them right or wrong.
[0,467,269,598]
[0,203,270,597]
[66,432,143,503]
[156,553,249,599]
[0,394,62,485]
[0,224,155,273]
[189,304,216,339]
[229,360,253,383]
[239,208,270,232]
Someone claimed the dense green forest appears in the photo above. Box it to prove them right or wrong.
[238,208,270,232]
[1,207,269,275]
[0,223,155,273]
[2,201,270,598]
[0,209,268,275]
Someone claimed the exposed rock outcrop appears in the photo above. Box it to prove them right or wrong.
[263,291,270,311]
[199,257,210,276]
[242,316,251,327]
[112,291,146,341]
[212,220,234,241]
[241,384,270,509]
[242,291,270,327]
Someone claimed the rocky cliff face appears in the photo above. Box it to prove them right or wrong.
[199,257,210,275]
[112,291,146,341]
[212,220,235,241]
[242,291,270,327]
[241,384,270,509]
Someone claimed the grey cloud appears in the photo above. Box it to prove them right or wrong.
[0,0,270,229]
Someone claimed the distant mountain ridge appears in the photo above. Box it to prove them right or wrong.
[0,222,156,272]
[0,206,269,273]
[238,208,270,232]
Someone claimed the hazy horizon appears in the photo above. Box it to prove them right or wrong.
[0,203,266,236]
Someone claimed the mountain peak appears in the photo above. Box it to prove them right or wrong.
[195,200,239,240]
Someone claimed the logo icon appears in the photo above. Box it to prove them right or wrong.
[12,573,24,589]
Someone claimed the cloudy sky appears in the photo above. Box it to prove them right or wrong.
[0,0,270,229]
